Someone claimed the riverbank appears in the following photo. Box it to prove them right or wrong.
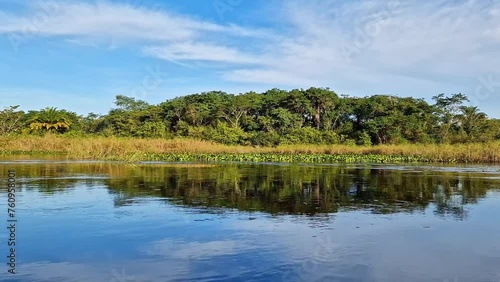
[0,135,498,163]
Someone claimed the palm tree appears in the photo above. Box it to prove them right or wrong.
[458,106,487,139]
[29,107,71,133]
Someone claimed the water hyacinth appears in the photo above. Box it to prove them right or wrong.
[0,136,498,164]
[135,153,428,164]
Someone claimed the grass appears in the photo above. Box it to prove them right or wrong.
[0,135,499,164]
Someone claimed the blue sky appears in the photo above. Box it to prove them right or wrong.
[0,0,499,118]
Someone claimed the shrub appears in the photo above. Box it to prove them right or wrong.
[282,127,325,145]
[250,131,281,147]
[136,121,170,138]
[204,122,248,145]
[356,131,372,146]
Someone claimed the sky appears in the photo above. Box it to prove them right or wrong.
[0,0,499,118]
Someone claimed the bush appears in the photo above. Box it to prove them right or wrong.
[356,131,372,146]
[136,121,171,138]
[203,122,248,145]
[322,131,340,144]
[187,126,206,140]
[174,121,190,137]
[250,131,281,147]
[281,127,327,145]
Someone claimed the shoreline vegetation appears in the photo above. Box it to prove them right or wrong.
[1,89,499,164]
[1,136,499,164]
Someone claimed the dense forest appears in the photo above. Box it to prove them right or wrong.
[1,88,499,146]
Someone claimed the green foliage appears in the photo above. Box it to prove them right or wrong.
[269,108,302,134]
[26,107,79,134]
[174,120,190,136]
[321,130,341,144]
[487,119,500,140]
[136,121,171,138]
[114,95,149,111]
[203,122,248,145]
[356,131,372,146]
[141,152,428,163]
[0,105,24,136]
[282,127,338,145]
[4,91,499,146]
[249,132,281,147]
[432,93,470,142]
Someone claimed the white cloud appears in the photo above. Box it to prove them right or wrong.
[144,42,261,65]
[224,0,500,82]
[0,1,272,70]
[1,0,500,116]
[5,0,499,79]
[215,0,500,118]
[0,1,264,41]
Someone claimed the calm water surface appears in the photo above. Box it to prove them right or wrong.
[1,158,500,282]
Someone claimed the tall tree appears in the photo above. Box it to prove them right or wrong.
[219,92,260,129]
[432,93,469,142]
[457,106,488,141]
[114,95,149,111]
[0,105,25,136]
[304,87,338,129]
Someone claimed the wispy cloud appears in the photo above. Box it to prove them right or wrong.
[5,1,499,78]
[144,42,262,65]
[0,1,264,41]
[1,0,500,116]
[0,0,271,62]
[224,0,500,88]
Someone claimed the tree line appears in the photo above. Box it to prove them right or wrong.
[1,88,499,146]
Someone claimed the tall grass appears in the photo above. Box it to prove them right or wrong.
[0,135,498,163]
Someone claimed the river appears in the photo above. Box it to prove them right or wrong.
[1,158,499,281]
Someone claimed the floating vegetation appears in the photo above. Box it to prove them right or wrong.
[136,162,218,168]
[0,136,499,164]
[136,153,428,164]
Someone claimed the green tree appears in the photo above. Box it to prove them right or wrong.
[0,105,25,136]
[457,106,488,141]
[28,107,77,133]
[304,87,338,129]
[432,93,469,142]
[114,95,149,111]
[219,92,260,129]
[7,88,498,145]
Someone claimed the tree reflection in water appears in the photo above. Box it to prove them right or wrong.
[3,162,499,220]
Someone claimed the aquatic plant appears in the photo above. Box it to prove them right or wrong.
[0,135,498,163]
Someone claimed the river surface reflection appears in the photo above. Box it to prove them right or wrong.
[1,159,499,281]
